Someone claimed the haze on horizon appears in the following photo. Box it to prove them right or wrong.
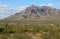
[0,0,60,19]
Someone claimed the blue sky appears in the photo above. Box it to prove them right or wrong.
[0,0,60,19]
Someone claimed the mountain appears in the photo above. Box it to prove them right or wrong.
[6,5,60,20]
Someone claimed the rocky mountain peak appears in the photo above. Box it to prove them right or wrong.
[7,5,60,20]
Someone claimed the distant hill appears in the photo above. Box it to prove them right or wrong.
[6,5,60,20]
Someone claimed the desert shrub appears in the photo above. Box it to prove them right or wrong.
[0,34,9,39]
[41,25,60,39]
[9,33,32,39]
[32,25,40,32]
[41,33,50,39]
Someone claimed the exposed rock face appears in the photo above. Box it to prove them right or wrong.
[7,5,60,20]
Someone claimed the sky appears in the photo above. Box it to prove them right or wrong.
[0,0,60,19]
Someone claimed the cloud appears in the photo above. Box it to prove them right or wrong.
[40,4,46,6]
[0,2,28,19]
[14,6,28,12]
[40,3,53,7]
[47,4,53,6]
[19,6,28,10]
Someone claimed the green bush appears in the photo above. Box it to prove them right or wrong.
[9,33,32,39]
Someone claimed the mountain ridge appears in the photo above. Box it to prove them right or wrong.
[6,5,60,20]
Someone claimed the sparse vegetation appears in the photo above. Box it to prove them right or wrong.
[0,20,60,39]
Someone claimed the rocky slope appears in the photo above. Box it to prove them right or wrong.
[7,5,60,20]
